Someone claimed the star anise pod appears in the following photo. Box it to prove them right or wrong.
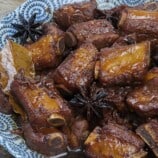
[69,83,112,121]
[12,13,43,44]
[152,52,158,67]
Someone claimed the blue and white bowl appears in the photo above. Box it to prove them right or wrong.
[0,0,157,157]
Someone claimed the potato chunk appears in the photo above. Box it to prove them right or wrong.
[96,41,150,86]
[26,24,65,70]
[85,123,146,158]
[136,119,158,157]
[11,73,71,130]
[65,19,119,49]
[53,43,98,93]
[127,77,158,117]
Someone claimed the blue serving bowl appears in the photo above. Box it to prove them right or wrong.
[0,0,157,157]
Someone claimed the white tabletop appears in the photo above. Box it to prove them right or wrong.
[0,0,25,19]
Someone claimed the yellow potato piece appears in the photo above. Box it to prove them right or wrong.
[0,40,35,91]
[0,40,35,117]
[9,40,35,78]
[0,55,9,89]
[9,93,27,120]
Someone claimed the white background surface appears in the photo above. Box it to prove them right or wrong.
[0,0,25,18]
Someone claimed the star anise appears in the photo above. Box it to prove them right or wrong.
[69,83,112,121]
[12,13,43,44]
[152,52,158,67]
[106,11,120,29]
